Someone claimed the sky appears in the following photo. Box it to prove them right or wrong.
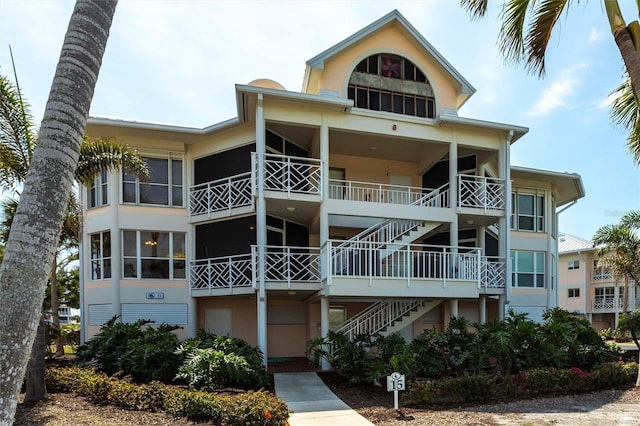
[1,0,639,241]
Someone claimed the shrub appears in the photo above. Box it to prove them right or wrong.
[599,327,614,340]
[176,331,268,389]
[592,361,638,388]
[405,363,636,407]
[75,316,182,383]
[46,366,288,425]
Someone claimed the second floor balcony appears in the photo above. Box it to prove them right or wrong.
[188,153,506,221]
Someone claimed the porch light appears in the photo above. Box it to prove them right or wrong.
[287,206,296,212]
[144,240,158,246]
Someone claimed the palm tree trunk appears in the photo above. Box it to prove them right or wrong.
[24,317,48,402]
[613,27,640,103]
[0,1,118,423]
[51,257,64,357]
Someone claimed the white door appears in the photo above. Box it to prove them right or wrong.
[205,308,231,337]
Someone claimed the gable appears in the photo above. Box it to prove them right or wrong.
[303,10,474,113]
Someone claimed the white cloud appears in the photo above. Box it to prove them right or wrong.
[588,28,602,44]
[527,64,585,116]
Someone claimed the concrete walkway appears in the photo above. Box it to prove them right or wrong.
[273,372,374,426]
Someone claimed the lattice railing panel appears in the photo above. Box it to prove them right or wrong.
[190,254,253,291]
[481,257,506,288]
[189,172,253,217]
[261,153,322,196]
[458,174,505,210]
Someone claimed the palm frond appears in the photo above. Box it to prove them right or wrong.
[609,76,640,165]
[460,0,489,20]
[524,0,571,77]
[0,75,37,192]
[0,197,18,243]
[75,137,150,186]
[497,0,533,65]
[620,210,640,229]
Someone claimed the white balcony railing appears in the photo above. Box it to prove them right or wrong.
[189,246,321,292]
[327,241,481,282]
[592,297,623,312]
[458,174,505,210]
[481,257,506,288]
[592,268,613,281]
[258,152,322,196]
[328,179,449,208]
[190,253,253,291]
[259,245,321,285]
[189,172,253,218]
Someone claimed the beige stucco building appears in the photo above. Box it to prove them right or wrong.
[558,233,638,330]
[81,10,585,366]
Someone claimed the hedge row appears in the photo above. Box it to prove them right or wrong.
[45,367,289,425]
[405,361,638,406]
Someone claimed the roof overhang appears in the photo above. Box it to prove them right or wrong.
[511,165,585,207]
[437,114,529,143]
[235,84,353,122]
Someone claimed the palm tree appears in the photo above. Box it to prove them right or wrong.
[592,211,640,322]
[618,308,640,386]
[0,1,118,421]
[460,0,640,163]
[0,75,148,402]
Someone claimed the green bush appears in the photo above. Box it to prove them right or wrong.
[75,317,182,383]
[46,366,288,425]
[176,331,268,389]
[404,363,636,407]
[599,327,614,340]
[592,361,638,388]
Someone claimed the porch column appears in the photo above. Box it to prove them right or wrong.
[449,140,458,248]
[187,296,197,338]
[449,299,459,319]
[319,118,329,252]
[256,93,268,366]
[498,295,506,320]
[320,296,330,371]
[499,132,513,316]
[479,295,487,324]
[109,170,121,320]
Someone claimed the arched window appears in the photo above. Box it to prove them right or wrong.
[347,53,435,118]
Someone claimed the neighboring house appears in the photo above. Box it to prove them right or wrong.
[80,10,584,364]
[44,306,81,325]
[558,233,638,330]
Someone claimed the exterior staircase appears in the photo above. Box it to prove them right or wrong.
[332,298,443,340]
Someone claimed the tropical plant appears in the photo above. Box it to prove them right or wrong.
[0,1,118,420]
[0,50,148,404]
[593,210,640,319]
[460,0,640,164]
[617,308,640,386]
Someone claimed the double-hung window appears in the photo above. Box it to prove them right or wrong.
[511,191,545,232]
[568,260,580,270]
[87,169,108,208]
[123,230,186,279]
[123,155,183,206]
[90,231,111,280]
[568,288,580,298]
[511,251,545,288]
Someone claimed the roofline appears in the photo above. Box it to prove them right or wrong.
[87,115,240,135]
[512,165,586,206]
[305,10,475,97]
[558,247,596,255]
[436,114,529,142]
[235,84,353,120]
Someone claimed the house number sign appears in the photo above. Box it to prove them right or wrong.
[386,371,405,410]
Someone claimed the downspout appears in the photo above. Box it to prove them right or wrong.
[256,93,268,367]
[504,131,513,315]
[78,185,86,345]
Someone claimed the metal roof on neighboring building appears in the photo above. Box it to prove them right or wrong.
[558,233,593,254]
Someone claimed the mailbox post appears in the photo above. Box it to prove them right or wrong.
[386,371,405,410]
